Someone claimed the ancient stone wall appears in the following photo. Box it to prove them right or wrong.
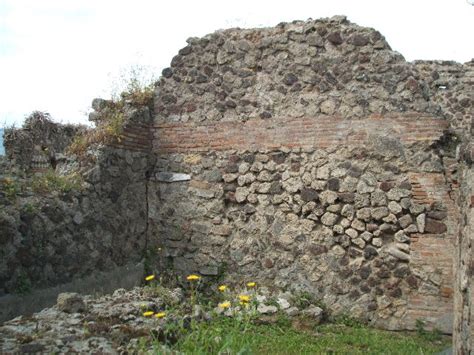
[0,105,154,321]
[453,136,474,353]
[150,16,472,333]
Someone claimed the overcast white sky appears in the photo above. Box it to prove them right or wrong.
[0,0,473,128]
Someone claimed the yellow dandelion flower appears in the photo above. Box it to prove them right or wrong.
[218,285,227,292]
[145,274,155,281]
[187,274,201,281]
[155,312,166,319]
[238,295,250,303]
[218,301,231,309]
[246,282,256,288]
[143,311,154,317]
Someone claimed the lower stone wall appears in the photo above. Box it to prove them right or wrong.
[0,261,143,323]
[0,146,152,316]
[150,142,455,331]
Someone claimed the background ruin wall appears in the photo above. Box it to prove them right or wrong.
[0,107,153,322]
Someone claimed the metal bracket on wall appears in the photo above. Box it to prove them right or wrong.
[155,172,191,183]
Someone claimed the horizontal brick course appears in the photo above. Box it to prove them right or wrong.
[108,125,152,152]
[153,114,448,153]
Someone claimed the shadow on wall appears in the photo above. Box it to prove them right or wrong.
[0,128,4,156]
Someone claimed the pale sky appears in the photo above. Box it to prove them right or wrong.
[0,0,473,128]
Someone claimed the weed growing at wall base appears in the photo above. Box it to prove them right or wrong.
[138,316,450,354]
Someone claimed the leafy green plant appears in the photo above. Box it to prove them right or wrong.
[31,170,83,194]
[68,65,156,157]
[333,313,365,328]
[15,271,32,295]
[290,291,326,312]
[22,202,37,214]
[1,177,21,202]
[415,319,443,342]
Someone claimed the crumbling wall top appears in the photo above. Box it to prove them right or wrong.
[154,16,472,131]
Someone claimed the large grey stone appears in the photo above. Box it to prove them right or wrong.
[57,293,86,313]
[321,212,339,226]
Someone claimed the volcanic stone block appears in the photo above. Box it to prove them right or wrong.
[424,218,447,234]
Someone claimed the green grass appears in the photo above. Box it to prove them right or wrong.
[144,316,450,354]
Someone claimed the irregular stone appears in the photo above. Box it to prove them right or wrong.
[327,31,343,45]
[416,213,426,233]
[319,190,338,206]
[349,34,369,46]
[387,188,411,201]
[424,218,447,234]
[409,203,425,215]
[351,219,365,232]
[356,207,371,222]
[400,198,412,210]
[311,180,327,190]
[357,180,376,194]
[398,214,413,229]
[327,204,342,213]
[371,190,387,207]
[345,228,358,239]
[72,212,83,225]
[340,218,351,228]
[211,225,232,236]
[379,181,395,192]
[327,177,340,191]
[341,176,358,192]
[321,100,336,115]
[247,193,258,204]
[321,212,339,226]
[57,293,86,313]
[302,306,324,324]
[360,231,373,242]
[235,187,249,203]
[404,224,418,234]
[286,306,300,316]
[338,192,355,203]
[364,246,378,260]
[394,230,409,243]
[388,201,402,215]
[427,211,447,220]
[251,162,264,172]
[372,238,383,247]
[383,213,397,224]
[316,166,330,180]
[352,238,366,249]
[332,245,346,256]
[269,181,283,194]
[277,298,291,310]
[371,207,389,220]
[257,304,278,314]
[283,177,303,193]
[257,182,272,194]
[301,188,319,202]
[354,194,370,208]
[223,173,238,183]
[255,154,269,163]
[257,171,273,182]
[238,162,250,174]
[386,245,410,261]
[341,204,355,219]
[333,225,344,234]
[238,173,256,186]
